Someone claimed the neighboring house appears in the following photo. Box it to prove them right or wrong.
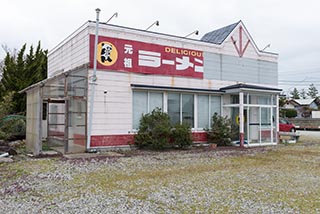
[282,100,295,109]
[22,17,281,155]
[284,99,319,118]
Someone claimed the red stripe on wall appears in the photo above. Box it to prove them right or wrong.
[192,132,208,142]
[90,132,208,147]
[90,134,135,147]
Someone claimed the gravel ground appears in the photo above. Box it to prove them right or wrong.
[0,139,320,213]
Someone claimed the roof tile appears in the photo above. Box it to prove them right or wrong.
[201,21,240,44]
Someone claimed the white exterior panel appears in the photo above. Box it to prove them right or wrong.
[48,25,90,77]
[87,69,233,136]
[26,88,41,155]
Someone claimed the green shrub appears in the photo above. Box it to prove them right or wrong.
[0,92,14,119]
[207,113,231,146]
[284,109,297,118]
[230,123,239,141]
[0,92,26,140]
[134,108,171,150]
[0,130,10,140]
[134,108,194,150]
[0,118,26,140]
[171,122,192,149]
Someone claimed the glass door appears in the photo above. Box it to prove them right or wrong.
[248,106,274,144]
[66,69,87,153]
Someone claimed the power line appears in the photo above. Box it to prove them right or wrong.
[279,73,320,78]
[279,66,320,73]
[279,80,320,83]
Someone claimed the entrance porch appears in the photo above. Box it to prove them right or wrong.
[221,84,281,147]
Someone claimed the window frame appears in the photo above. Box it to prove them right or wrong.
[197,94,222,129]
[132,89,222,131]
[132,90,164,130]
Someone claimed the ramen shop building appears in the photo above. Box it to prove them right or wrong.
[24,20,281,154]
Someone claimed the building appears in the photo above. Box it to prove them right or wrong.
[283,98,319,118]
[23,17,281,155]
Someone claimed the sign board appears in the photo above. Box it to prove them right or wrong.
[89,35,204,78]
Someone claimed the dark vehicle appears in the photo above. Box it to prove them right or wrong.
[279,118,296,132]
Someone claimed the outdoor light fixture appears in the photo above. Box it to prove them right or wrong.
[145,20,160,31]
[105,12,118,24]
[184,30,199,38]
[261,44,271,51]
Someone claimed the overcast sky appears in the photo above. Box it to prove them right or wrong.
[1,0,319,95]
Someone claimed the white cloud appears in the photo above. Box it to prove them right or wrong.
[1,0,320,93]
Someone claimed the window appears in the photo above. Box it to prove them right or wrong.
[231,95,239,104]
[132,91,163,129]
[261,107,271,125]
[182,94,194,126]
[198,95,221,129]
[258,96,271,126]
[168,93,194,127]
[258,95,270,105]
[198,95,209,128]
[49,104,58,129]
[133,90,222,130]
[168,93,180,125]
[211,96,221,116]
[149,92,163,113]
[42,102,47,120]
[133,91,147,129]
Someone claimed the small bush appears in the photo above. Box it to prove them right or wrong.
[0,92,14,119]
[0,118,26,140]
[135,108,194,150]
[134,108,171,150]
[284,109,297,118]
[230,123,239,141]
[171,122,192,149]
[207,113,231,146]
[0,130,10,140]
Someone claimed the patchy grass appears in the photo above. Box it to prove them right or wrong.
[1,140,320,213]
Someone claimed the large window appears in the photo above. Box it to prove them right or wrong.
[198,95,221,129]
[168,93,194,127]
[133,90,222,130]
[132,91,163,129]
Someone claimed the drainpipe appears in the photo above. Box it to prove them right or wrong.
[87,8,100,151]
[276,94,279,143]
[239,92,244,148]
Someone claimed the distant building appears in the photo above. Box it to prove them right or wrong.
[283,98,319,118]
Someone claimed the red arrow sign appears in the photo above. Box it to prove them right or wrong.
[231,26,250,57]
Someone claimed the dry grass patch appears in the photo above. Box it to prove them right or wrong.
[1,140,320,213]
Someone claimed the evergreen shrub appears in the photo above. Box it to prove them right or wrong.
[134,108,171,150]
[207,113,232,146]
[134,108,193,150]
[171,122,192,149]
